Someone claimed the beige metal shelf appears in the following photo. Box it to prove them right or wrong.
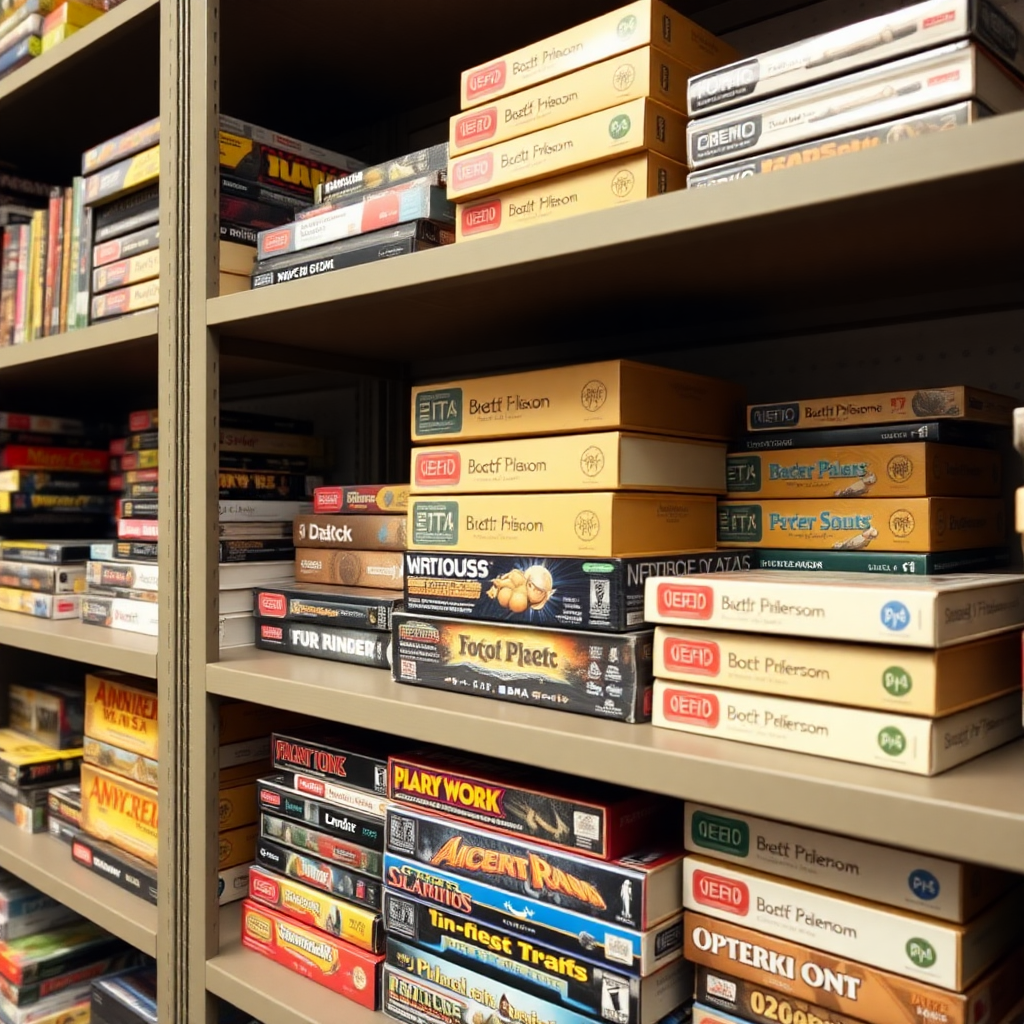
[0,611,157,677]
[207,111,1024,359]
[208,646,1024,873]
[0,819,157,955]
[208,902,378,1024]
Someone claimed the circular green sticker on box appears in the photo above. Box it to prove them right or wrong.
[609,114,632,140]
[878,726,907,757]
[882,667,912,697]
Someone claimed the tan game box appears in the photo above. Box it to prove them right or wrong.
[412,360,743,443]
[84,672,158,762]
[727,442,1002,499]
[80,762,158,867]
[684,911,1024,1024]
[411,431,726,494]
[90,278,159,322]
[452,47,692,157]
[456,153,686,241]
[219,780,258,833]
[654,626,1020,715]
[219,823,257,869]
[92,250,159,294]
[748,385,1015,432]
[408,491,717,557]
[294,549,404,590]
[459,0,735,109]
[717,497,1006,552]
[449,98,687,202]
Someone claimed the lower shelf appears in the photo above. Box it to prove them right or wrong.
[0,819,157,955]
[0,611,158,677]
[208,902,377,1024]
[208,647,1024,872]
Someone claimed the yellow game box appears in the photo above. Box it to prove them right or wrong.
[80,762,158,867]
[219,780,258,833]
[727,442,1002,499]
[455,153,686,241]
[412,359,742,443]
[717,496,1006,552]
[409,491,717,557]
[84,672,158,761]
[448,97,687,202]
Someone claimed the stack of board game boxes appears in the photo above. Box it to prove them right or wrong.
[448,1,734,242]
[380,745,689,1024]
[91,962,157,1024]
[218,410,322,649]
[0,540,94,622]
[251,143,454,290]
[682,804,1024,1024]
[241,727,392,1008]
[251,483,407,666]
[395,358,748,722]
[81,409,160,637]
[685,0,1024,189]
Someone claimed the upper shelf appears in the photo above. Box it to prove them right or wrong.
[0,611,157,677]
[208,113,1024,364]
[0,0,159,180]
[0,819,157,955]
[208,647,1024,874]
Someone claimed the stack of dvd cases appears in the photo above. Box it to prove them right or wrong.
[81,409,159,637]
[685,0,1024,189]
[396,358,748,723]
[449,1,735,241]
[251,143,454,290]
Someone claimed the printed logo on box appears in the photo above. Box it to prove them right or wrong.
[691,810,749,857]
[314,488,343,512]
[260,788,282,808]
[413,501,459,547]
[663,688,719,727]
[906,937,937,968]
[452,153,494,191]
[909,869,940,901]
[244,909,273,942]
[664,637,720,676]
[415,451,461,488]
[880,600,910,631]
[749,403,799,429]
[725,456,759,492]
[693,869,749,915]
[877,725,907,757]
[466,61,507,101]
[461,200,501,236]
[251,874,279,901]
[416,388,463,436]
[295,776,326,797]
[455,109,497,146]
[657,583,713,619]
[260,623,284,642]
[260,229,291,255]
[257,593,287,618]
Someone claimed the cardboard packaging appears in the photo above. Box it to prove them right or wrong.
[448,98,688,202]
[7,685,83,749]
[748,384,1015,433]
[717,497,1006,552]
[687,41,1024,170]
[254,620,392,668]
[392,613,653,723]
[218,780,257,832]
[83,738,158,789]
[736,418,999,451]
[218,862,250,906]
[294,548,404,590]
[0,561,85,595]
[0,920,122,987]
[409,492,717,558]
[314,143,448,204]
[86,559,158,592]
[403,549,753,633]
[412,432,726,494]
[683,803,1013,923]
[653,627,1020,715]
[383,894,691,1024]
[272,727,411,796]
[92,250,159,294]
[755,547,1011,575]
[292,513,406,551]
[0,731,80,788]
[653,682,1022,775]
[386,804,681,931]
[688,102,985,188]
[272,770,389,820]
[260,811,381,876]
[79,763,158,866]
[312,484,409,514]
[84,673,157,761]
[727,442,1001,499]
[456,152,687,241]
[90,279,160,321]
[683,858,1024,991]
[83,146,159,206]
[412,360,743,443]
[459,0,735,109]
[1014,406,1024,456]
[256,837,383,911]
[253,583,399,631]
[240,899,382,1008]
[0,590,79,619]
[248,865,385,953]
[644,570,1024,647]
[218,823,256,869]
[0,877,76,941]
[452,47,693,157]
[388,749,668,860]
[687,0,1024,116]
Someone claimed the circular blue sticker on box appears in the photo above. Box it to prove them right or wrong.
[909,869,940,901]
[881,600,910,631]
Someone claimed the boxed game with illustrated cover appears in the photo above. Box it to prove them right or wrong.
[84,673,157,760]
[272,727,411,796]
[248,864,385,952]
[386,805,681,931]
[403,550,752,633]
[0,921,121,986]
[254,620,392,668]
[260,812,381,878]
[383,894,691,1024]
[392,613,653,722]
[80,595,159,635]
[83,738,157,788]
[312,484,408,515]
[273,770,388,820]
[240,899,382,1008]
[0,589,79,619]
[314,143,448,204]
[86,560,158,592]
[0,948,139,1009]
[47,783,80,826]
[92,222,160,268]
[293,513,406,551]
[384,851,682,977]
[92,250,159,294]
[755,547,1012,574]
[79,763,158,866]
[83,146,159,206]
[0,540,109,564]
[256,837,383,911]
[0,561,84,594]
[295,548,403,590]
[388,749,667,860]
[253,583,399,631]
[90,279,159,321]
[0,730,80,787]
[90,966,157,1024]
[82,117,160,175]
[7,684,82,749]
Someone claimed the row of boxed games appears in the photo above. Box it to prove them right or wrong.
[230,724,1024,1024]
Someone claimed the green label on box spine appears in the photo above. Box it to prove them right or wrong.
[882,667,912,697]
[413,502,459,546]
[416,388,462,436]
[878,726,907,756]
[718,504,762,542]
[691,810,749,857]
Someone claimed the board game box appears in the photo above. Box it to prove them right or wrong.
[755,547,1012,574]
[253,583,399,631]
[312,484,408,515]
[256,775,384,850]
[254,619,392,667]
[84,673,157,760]
[79,763,158,866]
[0,730,80,787]
[70,833,157,906]
[272,727,411,796]
[255,838,383,910]
[272,770,388,820]
[314,143,448,204]
[0,561,84,594]
[293,513,406,551]
[8,684,82,749]
[0,922,121,986]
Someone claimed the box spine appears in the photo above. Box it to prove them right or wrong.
[255,837,383,911]
[255,620,391,668]
[256,777,384,850]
